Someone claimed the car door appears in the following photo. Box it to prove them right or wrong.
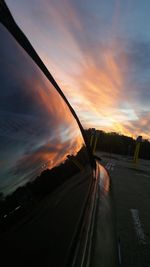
[0,3,94,267]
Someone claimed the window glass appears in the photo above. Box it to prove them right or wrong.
[0,25,93,266]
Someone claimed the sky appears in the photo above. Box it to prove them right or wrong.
[6,0,150,139]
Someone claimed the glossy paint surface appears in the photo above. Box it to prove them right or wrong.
[0,23,93,267]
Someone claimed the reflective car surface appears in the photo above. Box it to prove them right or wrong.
[0,1,119,267]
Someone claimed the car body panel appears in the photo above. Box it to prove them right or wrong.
[0,1,119,266]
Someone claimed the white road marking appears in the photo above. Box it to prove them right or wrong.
[15,205,21,211]
[118,239,122,266]
[130,209,146,245]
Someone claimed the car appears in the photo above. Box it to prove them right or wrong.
[0,1,120,266]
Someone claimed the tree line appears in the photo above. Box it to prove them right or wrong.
[85,129,150,160]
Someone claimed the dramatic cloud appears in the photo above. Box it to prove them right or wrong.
[4,0,150,140]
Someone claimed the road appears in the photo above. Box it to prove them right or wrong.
[1,151,150,267]
[99,152,150,267]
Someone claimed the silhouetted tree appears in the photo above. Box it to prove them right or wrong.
[85,128,150,160]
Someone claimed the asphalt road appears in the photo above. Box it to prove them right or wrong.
[99,152,150,267]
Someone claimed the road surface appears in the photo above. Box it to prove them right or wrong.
[99,152,150,267]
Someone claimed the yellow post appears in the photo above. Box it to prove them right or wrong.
[133,136,142,165]
[133,143,141,164]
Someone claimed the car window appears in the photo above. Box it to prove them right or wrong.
[0,23,93,266]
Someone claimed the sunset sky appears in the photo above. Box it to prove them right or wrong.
[6,0,150,139]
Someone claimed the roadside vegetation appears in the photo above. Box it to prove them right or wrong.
[86,128,150,160]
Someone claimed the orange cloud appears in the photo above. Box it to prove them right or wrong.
[32,1,133,135]
[60,42,130,134]
[9,0,149,139]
